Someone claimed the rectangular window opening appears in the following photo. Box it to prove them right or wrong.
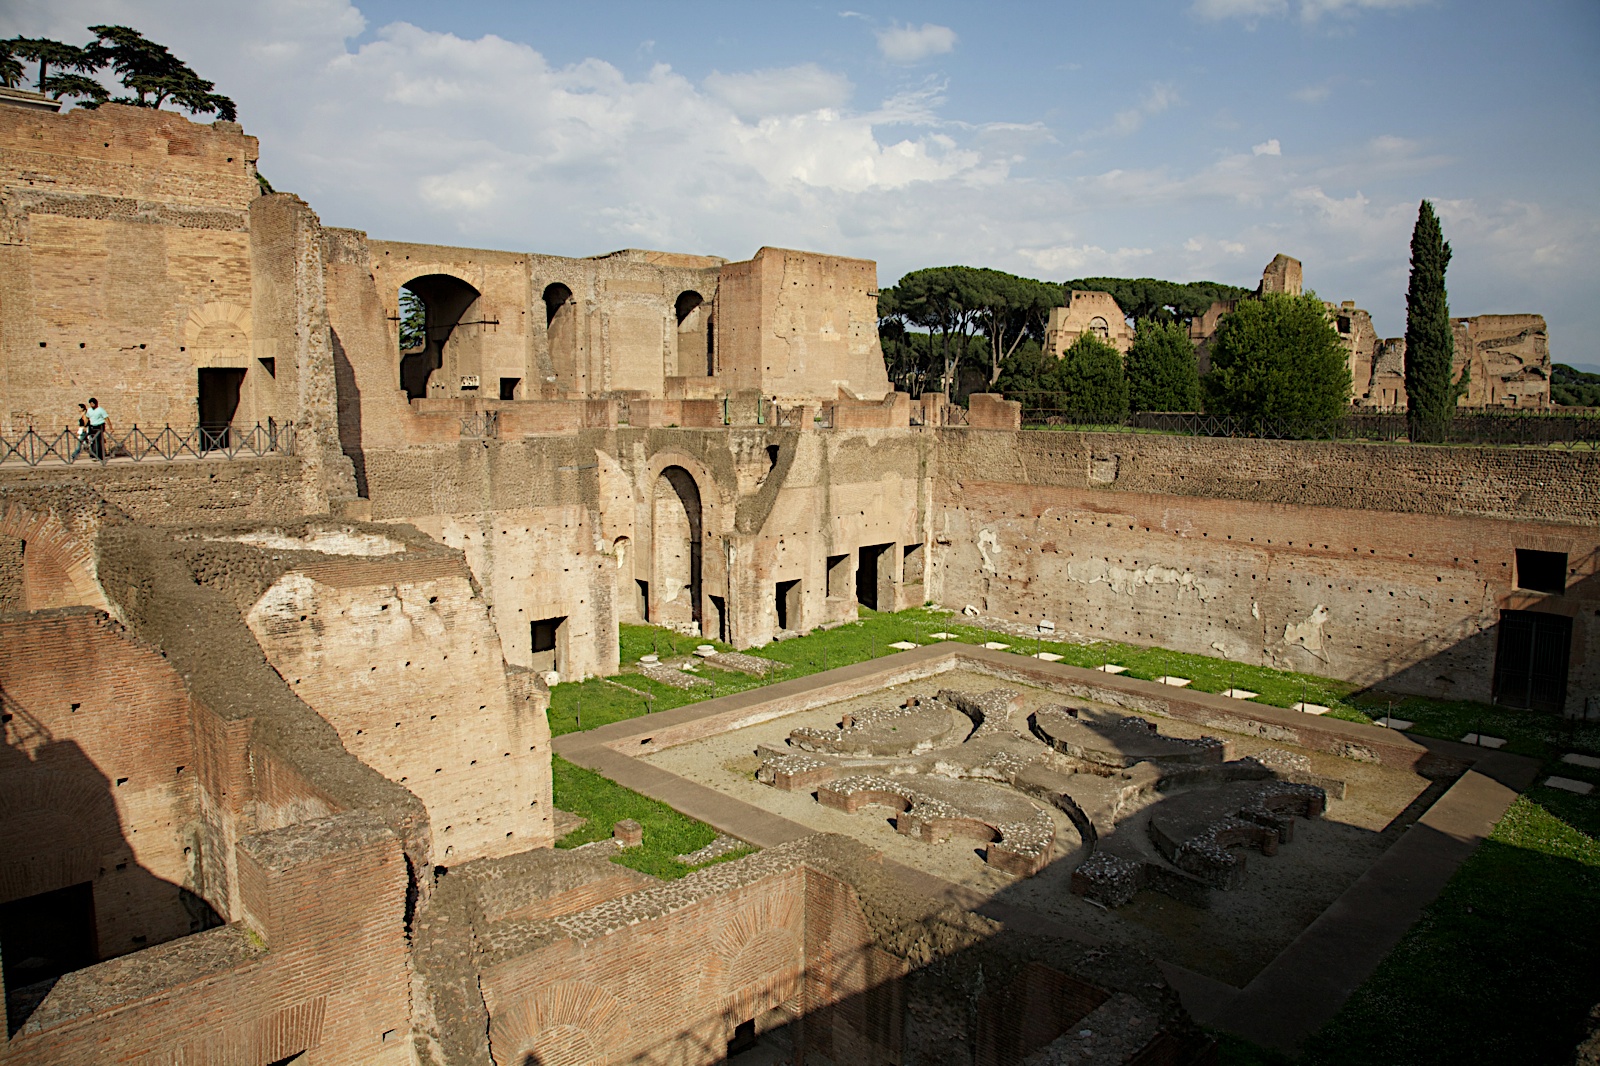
[530,616,566,673]
[825,554,850,599]
[775,580,801,631]
[1514,549,1567,594]
[903,542,925,585]
[709,594,728,643]
[2,881,98,1035]
[856,542,894,611]
[499,377,520,401]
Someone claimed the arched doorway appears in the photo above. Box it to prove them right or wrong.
[543,283,577,386]
[398,274,482,400]
[674,291,710,377]
[650,467,702,633]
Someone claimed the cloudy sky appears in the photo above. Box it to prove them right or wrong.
[7,1,1598,363]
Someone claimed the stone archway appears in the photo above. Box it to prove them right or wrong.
[650,466,702,633]
[0,500,107,613]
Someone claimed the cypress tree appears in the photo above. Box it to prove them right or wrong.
[1403,200,1457,442]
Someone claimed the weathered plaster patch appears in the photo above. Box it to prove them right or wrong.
[977,528,1001,573]
[1064,558,1221,601]
[1284,604,1331,660]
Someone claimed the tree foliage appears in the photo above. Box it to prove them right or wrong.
[1552,364,1600,408]
[1,27,236,120]
[88,26,237,120]
[398,289,427,352]
[1060,276,1251,326]
[996,334,1128,422]
[878,267,1057,395]
[1125,319,1200,412]
[1403,200,1462,442]
[1202,292,1351,423]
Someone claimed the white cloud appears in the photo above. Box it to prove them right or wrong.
[703,64,853,120]
[1194,0,1428,21]
[1253,138,1282,156]
[1103,82,1181,137]
[875,23,957,64]
[1220,240,1248,254]
[1192,0,1288,20]
[1184,238,1204,252]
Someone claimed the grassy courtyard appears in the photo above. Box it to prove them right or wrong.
[547,608,1600,1061]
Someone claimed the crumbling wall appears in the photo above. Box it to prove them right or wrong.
[244,551,554,862]
[932,430,1600,710]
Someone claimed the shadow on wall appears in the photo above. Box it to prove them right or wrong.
[0,695,221,1035]
[1375,552,1597,717]
[332,328,368,499]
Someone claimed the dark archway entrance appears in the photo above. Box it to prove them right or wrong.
[399,274,482,400]
[650,466,703,633]
[543,283,577,386]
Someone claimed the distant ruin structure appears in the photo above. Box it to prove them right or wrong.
[1189,254,1551,408]
[1043,290,1134,356]
[0,99,1593,1065]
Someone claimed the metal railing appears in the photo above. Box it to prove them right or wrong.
[0,422,297,467]
[459,411,499,439]
[1003,403,1600,449]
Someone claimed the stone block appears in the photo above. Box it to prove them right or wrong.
[613,819,644,847]
[1375,717,1414,730]
[1034,652,1064,662]
[888,641,919,651]
[1562,753,1600,770]
[1545,776,1594,795]
[1156,676,1191,688]
[1292,703,1331,716]
[1461,733,1506,749]
[1096,664,1127,675]
[983,641,1010,651]
[1222,689,1258,700]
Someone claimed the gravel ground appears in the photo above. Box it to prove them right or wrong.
[642,668,1442,987]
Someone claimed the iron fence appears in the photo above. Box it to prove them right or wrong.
[0,422,297,467]
[459,411,499,439]
[1002,402,1600,449]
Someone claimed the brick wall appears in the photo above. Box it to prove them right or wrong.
[933,432,1600,711]
[479,860,895,1066]
[0,611,211,959]
[0,105,261,433]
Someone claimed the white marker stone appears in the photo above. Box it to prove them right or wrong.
[1156,676,1191,688]
[1222,689,1259,700]
[1545,776,1595,795]
[1034,652,1064,662]
[1292,702,1331,715]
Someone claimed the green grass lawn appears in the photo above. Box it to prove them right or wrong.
[1291,793,1600,1066]
[550,755,752,880]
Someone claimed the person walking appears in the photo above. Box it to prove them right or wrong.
[85,397,110,461]
[68,403,89,461]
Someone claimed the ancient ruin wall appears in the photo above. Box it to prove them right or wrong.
[932,430,1599,710]
[244,553,555,862]
[0,105,261,433]
[714,247,891,402]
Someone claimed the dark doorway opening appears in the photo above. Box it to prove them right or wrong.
[826,554,850,599]
[399,275,483,400]
[775,580,801,631]
[709,594,728,643]
[1515,549,1568,594]
[499,377,520,401]
[197,367,246,449]
[2,881,98,1034]
[856,543,894,611]
[727,1019,758,1057]
[530,616,566,674]
[636,579,650,620]
[903,542,925,585]
[1493,609,1572,712]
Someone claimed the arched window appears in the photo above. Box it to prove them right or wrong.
[397,274,481,400]
[1089,316,1110,340]
[542,283,577,385]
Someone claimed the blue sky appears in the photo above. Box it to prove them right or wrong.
[8,1,1599,364]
